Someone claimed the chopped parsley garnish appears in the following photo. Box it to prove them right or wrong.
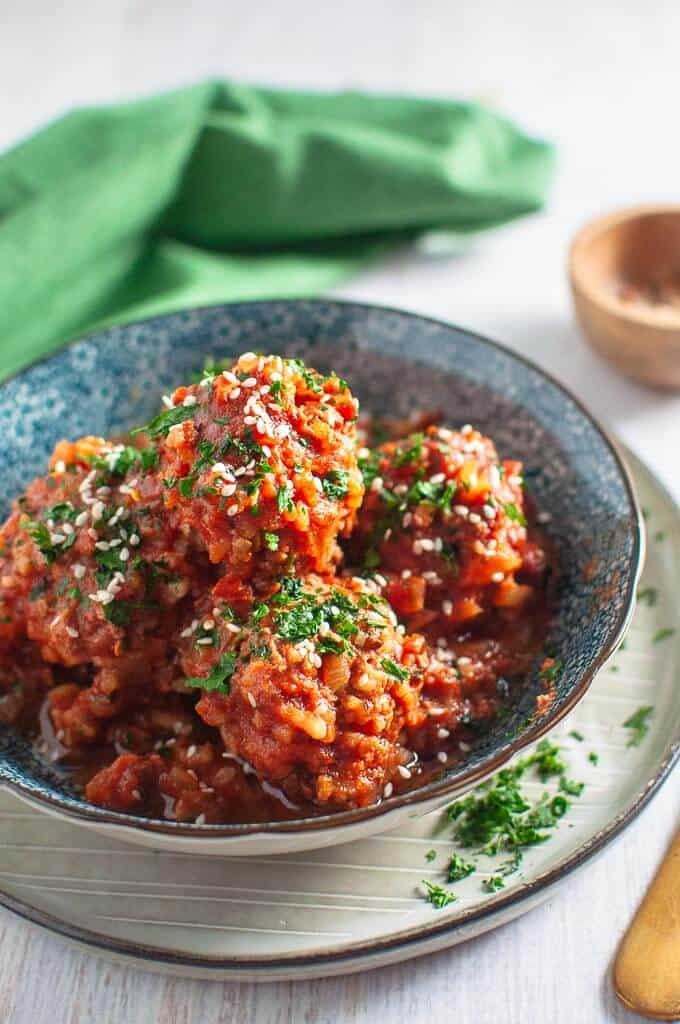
[277,482,294,514]
[263,532,279,551]
[132,403,197,439]
[422,881,457,909]
[88,445,158,477]
[358,450,381,490]
[447,853,475,882]
[652,627,674,644]
[588,752,599,765]
[184,652,238,694]
[438,739,584,893]
[271,580,385,657]
[623,705,654,747]
[425,849,437,863]
[287,358,322,393]
[269,379,283,402]
[46,502,77,523]
[569,729,584,742]
[637,586,658,607]
[503,502,527,527]
[483,876,505,893]
[249,602,270,625]
[394,433,424,468]
[380,657,410,683]
[271,576,304,605]
[103,600,135,626]
[22,519,75,564]
[538,660,561,685]
[321,469,350,500]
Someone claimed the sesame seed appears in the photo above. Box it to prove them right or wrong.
[437,727,450,739]
[370,476,383,493]
[196,637,213,646]
[397,765,412,779]
[195,814,206,826]
[229,387,241,400]
[72,564,86,580]
[401,569,412,579]
[225,623,241,633]
[383,782,394,798]
[95,541,110,551]
[180,627,193,638]
[244,416,256,425]
[259,385,270,395]
[430,472,446,484]
[459,741,472,752]
[491,571,504,583]
[91,501,105,521]
[129,534,140,546]
[61,522,74,536]
[453,505,469,518]
[247,692,257,708]
[457,656,472,666]
[437,751,448,763]
[182,394,198,407]
[108,538,122,548]
[412,540,423,555]
[186,745,197,758]
[242,377,257,388]
[461,423,473,434]
[442,600,453,615]
[119,548,130,562]
[483,505,496,519]
[54,460,66,474]
[97,486,112,496]
[468,513,481,525]
[227,504,239,517]
[402,512,413,528]
[162,395,174,409]
[75,511,88,527]
[49,532,65,545]
[132,789,142,800]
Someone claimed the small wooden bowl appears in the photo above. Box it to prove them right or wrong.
[569,205,680,391]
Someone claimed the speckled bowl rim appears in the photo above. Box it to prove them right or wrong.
[0,299,645,840]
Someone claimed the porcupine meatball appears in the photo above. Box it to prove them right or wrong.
[0,435,202,746]
[84,572,427,817]
[352,425,552,747]
[354,424,550,636]
[154,352,364,603]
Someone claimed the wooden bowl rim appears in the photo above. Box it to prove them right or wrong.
[569,204,680,332]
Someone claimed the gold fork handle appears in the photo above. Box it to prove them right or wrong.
[614,827,680,1021]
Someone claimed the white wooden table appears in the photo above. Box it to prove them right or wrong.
[2,2,680,1020]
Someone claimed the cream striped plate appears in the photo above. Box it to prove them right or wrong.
[0,449,677,981]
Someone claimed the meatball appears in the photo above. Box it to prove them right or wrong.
[0,436,204,746]
[353,425,548,638]
[174,574,428,810]
[153,353,363,591]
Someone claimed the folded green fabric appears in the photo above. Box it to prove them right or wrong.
[0,80,554,380]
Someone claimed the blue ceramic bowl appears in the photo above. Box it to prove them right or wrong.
[0,300,643,854]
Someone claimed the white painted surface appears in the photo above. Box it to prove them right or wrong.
[1,1,679,1020]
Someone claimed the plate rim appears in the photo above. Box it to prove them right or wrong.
[0,298,645,841]
[0,443,674,977]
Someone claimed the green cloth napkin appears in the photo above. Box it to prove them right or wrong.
[0,80,554,380]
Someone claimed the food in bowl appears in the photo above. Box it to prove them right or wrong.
[0,351,556,824]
